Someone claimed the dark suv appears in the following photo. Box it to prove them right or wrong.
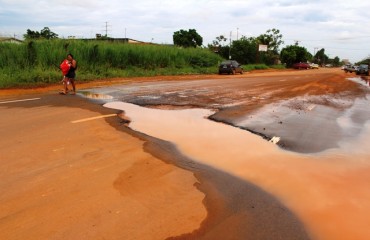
[218,60,243,75]
[356,64,369,76]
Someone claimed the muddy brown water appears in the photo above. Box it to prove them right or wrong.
[102,98,370,240]
[79,74,370,240]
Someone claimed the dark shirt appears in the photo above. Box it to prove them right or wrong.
[66,62,77,78]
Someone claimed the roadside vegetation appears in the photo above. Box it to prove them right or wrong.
[1,27,348,88]
[0,39,223,88]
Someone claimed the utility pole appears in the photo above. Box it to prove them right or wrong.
[237,28,239,41]
[103,21,111,37]
[229,31,232,59]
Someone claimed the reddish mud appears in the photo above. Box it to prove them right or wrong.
[1,68,369,240]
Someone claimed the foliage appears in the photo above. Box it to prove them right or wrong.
[208,35,228,48]
[0,39,222,88]
[24,27,59,40]
[242,64,269,71]
[214,35,228,46]
[229,36,258,64]
[173,29,203,48]
[356,56,370,65]
[210,29,284,65]
[313,48,329,65]
[332,56,340,67]
[280,45,311,67]
[256,28,284,54]
[256,29,284,65]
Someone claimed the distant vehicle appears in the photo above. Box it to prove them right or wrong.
[310,63,319,69]
[218,60,243,75]
[292,62,310,69]
[356,64,369,76]
[342,64,351,70]
[344,65,359,73]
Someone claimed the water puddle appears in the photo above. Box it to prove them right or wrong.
[231,95,368,153]
[348,77,370,88]
[104,100,370,240]
[79,91,114,101]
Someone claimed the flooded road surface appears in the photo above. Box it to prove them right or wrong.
[80,70,370,239]
[231,95,370,153]
[103,99,370,240]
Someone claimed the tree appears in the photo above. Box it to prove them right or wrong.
[214,35,228,47]
[280,45,311,67]
[257,28,284,54]
[332,56,340,67]
[40,27,58,39]
[314,48,329,66]
[208,35,229,54]
[255,29,284,65]
[24,27,58,40]
[230,36,258,64]
[173,29,203,48]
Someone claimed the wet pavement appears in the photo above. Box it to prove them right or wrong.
[230,95,370,153]
[78,73,370,239]
[79,74,370,154]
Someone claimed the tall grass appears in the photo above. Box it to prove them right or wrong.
[0,39,223,88]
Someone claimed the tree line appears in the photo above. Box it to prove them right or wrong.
[24,27,342,67]
[173,28,342,67]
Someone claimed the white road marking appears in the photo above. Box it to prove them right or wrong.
[0,98,41,104]
[71,114,117,123]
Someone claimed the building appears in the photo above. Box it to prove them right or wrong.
[0,37,23,44]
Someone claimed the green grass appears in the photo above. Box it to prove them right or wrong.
[0,39,222,88]
[241,64,286,72]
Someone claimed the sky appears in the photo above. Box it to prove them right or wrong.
[1,0,370,63]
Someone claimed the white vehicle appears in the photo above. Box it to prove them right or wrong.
[310,63,319,69]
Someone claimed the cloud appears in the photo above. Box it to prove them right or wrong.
[1,0,370,61]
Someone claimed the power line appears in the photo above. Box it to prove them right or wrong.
[102,21,112,37]
[285,35,370,43]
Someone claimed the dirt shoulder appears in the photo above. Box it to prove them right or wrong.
[0,94,206,240]
[0,68,296,97]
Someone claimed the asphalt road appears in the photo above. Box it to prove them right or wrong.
[1,68,369,240]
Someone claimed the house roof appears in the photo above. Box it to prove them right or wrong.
[0,37,23,43]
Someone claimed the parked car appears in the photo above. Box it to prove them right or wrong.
[292,62,310,69]
[344,65,359,73]
[356,64,369,76]
[310,63,319,69]
[218,60,243,75]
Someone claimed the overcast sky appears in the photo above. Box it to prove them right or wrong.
[1,0,370,63]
